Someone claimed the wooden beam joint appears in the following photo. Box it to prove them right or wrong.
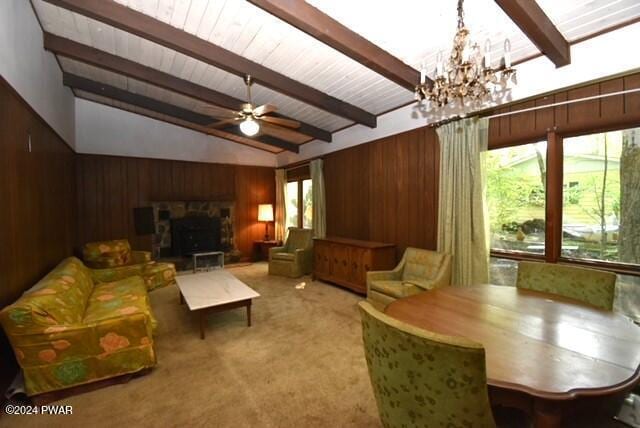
[495,0,570,67]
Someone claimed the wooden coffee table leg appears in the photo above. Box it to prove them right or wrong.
[247,301,252,327]
[179,292,185,305]
[200,310,206,340]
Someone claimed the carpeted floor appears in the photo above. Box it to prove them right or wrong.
[1,263,381,428]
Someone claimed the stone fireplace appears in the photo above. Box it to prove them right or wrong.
[152,201,237,259]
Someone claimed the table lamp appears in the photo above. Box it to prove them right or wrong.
[257,204,274,241]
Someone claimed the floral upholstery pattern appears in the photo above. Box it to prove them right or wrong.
[0,257,157,396]
[268,228,313,278]
[367,248,452,310]
[516,261,616,311]
[91,261,176,292]
[83,239,176,291]
[358,301,496,428]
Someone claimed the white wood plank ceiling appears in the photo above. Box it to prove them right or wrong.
[31,0,640,151]
[308,0,640,72]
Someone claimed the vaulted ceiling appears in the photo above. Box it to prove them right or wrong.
[31,0,640,153]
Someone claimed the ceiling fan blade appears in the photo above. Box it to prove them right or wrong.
[201,105,241,118]
[260,115,300,129]
[209,118,242,128]
[253,103,278,117]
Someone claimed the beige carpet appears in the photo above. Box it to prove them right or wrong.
[2,263,381,428]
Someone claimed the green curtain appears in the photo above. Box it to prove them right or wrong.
[310,159,326,238]
[436,117,490,286]
[275,168,287,242]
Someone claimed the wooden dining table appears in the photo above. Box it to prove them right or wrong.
[385,285,640,428]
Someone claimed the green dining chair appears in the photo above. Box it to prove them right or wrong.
[516,261,616,311]
[358,301,496,428]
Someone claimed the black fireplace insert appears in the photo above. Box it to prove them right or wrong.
[170,216,221,256]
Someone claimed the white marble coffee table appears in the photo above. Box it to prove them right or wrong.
[175,270,260,339]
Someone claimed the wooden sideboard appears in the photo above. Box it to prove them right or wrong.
[313,237,396,294]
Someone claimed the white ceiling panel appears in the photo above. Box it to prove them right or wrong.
[307,0,639,74]
[32,0,354,132]
[31,0,639,144]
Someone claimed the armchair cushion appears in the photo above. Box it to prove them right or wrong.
[272,252,295,262]
[369,281,422,299]
[402,248,449,282]
[367,247,452,309]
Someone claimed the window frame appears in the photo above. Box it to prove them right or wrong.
[488,127,640,277]
[286,175,311,229]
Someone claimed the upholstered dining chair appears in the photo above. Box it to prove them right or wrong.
[366,247,452,310]
[358,301,496,428]
[268,227,313,278]
[516,261,616,311]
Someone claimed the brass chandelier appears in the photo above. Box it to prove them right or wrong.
[415,0,516,108]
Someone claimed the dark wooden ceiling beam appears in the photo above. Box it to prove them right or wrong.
[63,73,299,153]
[44,33,331,142]
[43,0,377,127]
[494,0,570,67]
[247,0,426,91]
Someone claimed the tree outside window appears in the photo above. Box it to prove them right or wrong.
[286,178,313,229]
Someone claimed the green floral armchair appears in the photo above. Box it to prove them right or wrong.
[268,228,313,278]
[367,247,452,310]
[83,239,176,291]
[516,261,616,311]
[359,301,496,427]
[0,257,157,396]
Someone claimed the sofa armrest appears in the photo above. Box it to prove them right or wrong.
[294,248,313,273]
[130,251,152,264]
[268,246,287,261]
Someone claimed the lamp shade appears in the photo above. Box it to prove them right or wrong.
[257,204,274,222]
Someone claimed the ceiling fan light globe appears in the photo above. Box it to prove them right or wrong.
[240,118,260,136]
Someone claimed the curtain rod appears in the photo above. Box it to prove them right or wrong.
[429,87,640,128]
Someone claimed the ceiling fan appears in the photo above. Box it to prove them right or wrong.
[205,75,300,137]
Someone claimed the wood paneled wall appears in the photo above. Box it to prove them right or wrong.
[489,72,640,147]
[0,77,77,389]
[324,127,439,260]
[75,155,275,259]
[0,79,77,307]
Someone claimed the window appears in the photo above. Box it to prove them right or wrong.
[486,141,547,255]
[562,128,640,266]
[285,181,299,229]
[285,178,313,229]
[486,126,640,322]
[302,179,313,228]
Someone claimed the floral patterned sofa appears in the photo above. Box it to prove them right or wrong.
[83,239,176,291]
[0,257,157,396]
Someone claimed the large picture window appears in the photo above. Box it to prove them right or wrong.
[285,178,312,229]
[562,128,640,266]
[486,126,640,322]
[487,142,547,255]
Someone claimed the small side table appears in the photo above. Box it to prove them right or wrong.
[192,251,224,273]
[253,240,282,262]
